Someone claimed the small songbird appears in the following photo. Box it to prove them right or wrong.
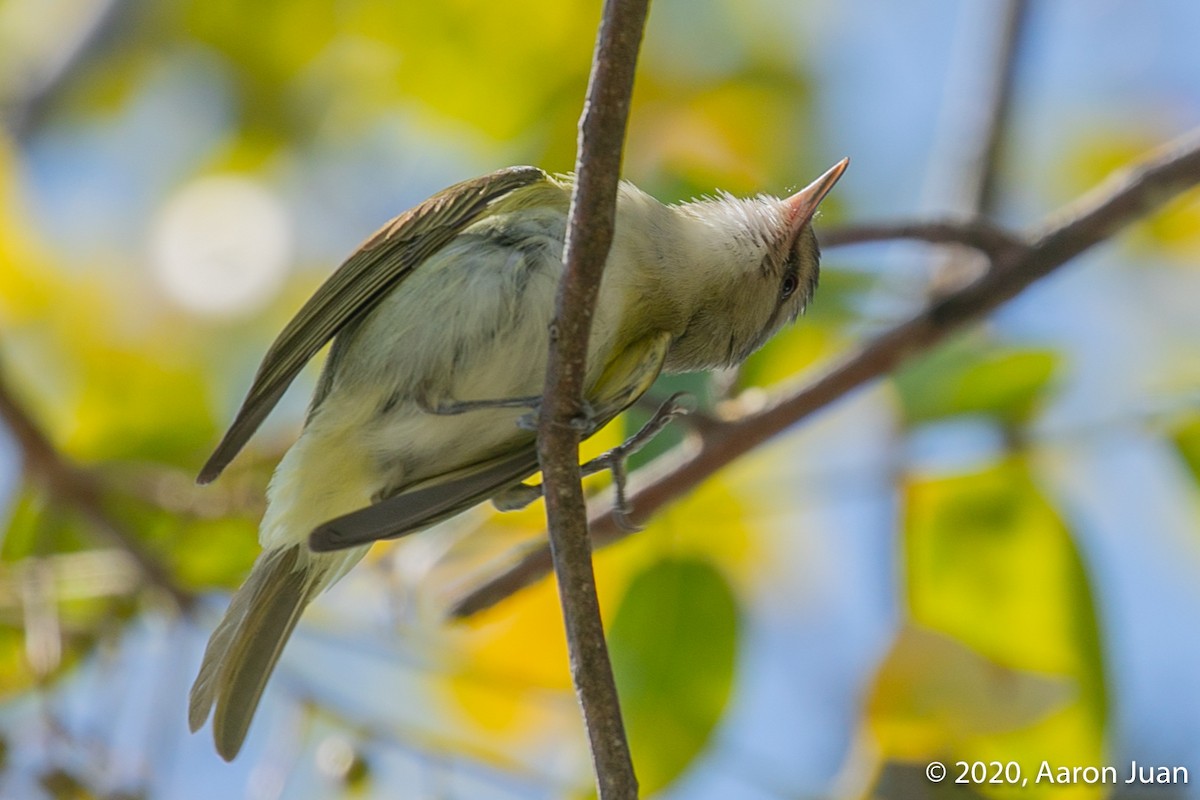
[188,159,848,759]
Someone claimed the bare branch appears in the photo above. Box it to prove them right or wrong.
[926,0,1031,293]
[0,357,194,611]
[536,0,649,797]
[938,0,1031,215]
[451,126,1200,619]
[820,219,1026,257]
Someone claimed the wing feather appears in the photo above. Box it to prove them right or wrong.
[198,166,549,483]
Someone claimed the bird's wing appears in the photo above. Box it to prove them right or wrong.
[308,447,542,552]
[307,331,673,552]
[198,166,549,484]
[585,329,674,428]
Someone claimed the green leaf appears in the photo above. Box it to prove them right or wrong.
[608,557,739,795]
[1171,415,1200,486]
[164,515,259,591]
[1,486,93,563]
[893,336,1062,426]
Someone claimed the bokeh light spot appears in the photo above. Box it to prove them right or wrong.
[149,174,291,317]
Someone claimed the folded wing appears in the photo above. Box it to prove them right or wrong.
[198,166,550,484]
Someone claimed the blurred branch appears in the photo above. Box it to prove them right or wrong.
[451,126,1200,619]
[821,218,1025,256]
[279,677,573,794]
[2,0,129,139]
[928,0,1031,293]
[0,358,194,610]
[536,0,648,797]
[942,0,1030,215]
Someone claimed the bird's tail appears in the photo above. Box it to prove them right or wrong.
[188,546,332,760]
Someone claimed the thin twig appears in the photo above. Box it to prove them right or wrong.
[537,0,649,797]
[451,126,1200,619]
[820,218,1025,256]
[0,358,194,611]
[938,0,1030,215]
[928,0,1031,293]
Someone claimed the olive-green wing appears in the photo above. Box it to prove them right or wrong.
[307,331,673,552]
[308,447,541,552]
[198,166,549,484]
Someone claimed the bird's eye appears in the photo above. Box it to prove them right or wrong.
[780,274,798,300]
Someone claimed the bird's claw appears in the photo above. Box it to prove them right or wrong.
[491,392,694,526]
[581,391,693,527]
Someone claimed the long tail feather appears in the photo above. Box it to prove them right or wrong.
[189,547,313,761]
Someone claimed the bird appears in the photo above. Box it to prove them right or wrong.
[188,158,848,760]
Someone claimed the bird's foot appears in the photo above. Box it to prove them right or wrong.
[489,392,694,528]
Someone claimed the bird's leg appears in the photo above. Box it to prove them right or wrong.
[420,394,597,432]
[419,395,542,415]
[490,392,694,530]
[584,392,692,530]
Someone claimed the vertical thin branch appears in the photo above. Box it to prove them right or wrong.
[930,0,1031,292]
[949,0,1030,214]
[538,1,649,797]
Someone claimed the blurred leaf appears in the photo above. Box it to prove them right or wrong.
[0,485,49,562]
[643,478,761,585]
[801,266,874,325]
[738,318,844,391]
[444,576,573,737]
[39,767,95,800]
[1062,131,1200,263]
[343,751,371,791]
[0,142,63,326]
[0,486,97,563]
[182,0,337,139]
[734,269,870,392]
[0,627,37,696]
[630,69,810,194]
[368,2,596,143]
[894,336,1061,426]
[608,556,739,795]
[901,457,1106,796]
[156,514,258,591]
[1171,415,1200,486]
[867,625,1072,759]
[64,341,216,465]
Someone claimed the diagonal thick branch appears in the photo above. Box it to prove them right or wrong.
[452,126,1200,620]
[536,0,649,798]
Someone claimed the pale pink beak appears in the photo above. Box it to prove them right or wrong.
[785,158,849,226]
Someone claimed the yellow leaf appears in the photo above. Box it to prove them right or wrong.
[1061,131,1200,263]
[901,458,1108,798]
[867,625,1072,760]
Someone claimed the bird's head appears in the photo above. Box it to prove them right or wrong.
[663,158,848,372]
